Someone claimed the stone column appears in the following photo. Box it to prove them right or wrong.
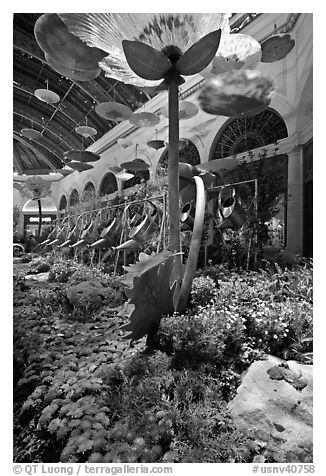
[286,145,303,255]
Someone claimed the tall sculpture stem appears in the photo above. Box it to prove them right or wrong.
[37,198,42,239]
[167,73,182,287]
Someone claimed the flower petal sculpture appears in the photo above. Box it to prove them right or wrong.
[24,176,52,238]
[198,69,274,117]
[200,33,262,79]
[34,14,107,81]
[59,13,230,86]
[260,34,295,63]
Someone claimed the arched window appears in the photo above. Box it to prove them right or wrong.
[59,195,67,210]
[82,182,96,202]
[69,189,79,207]
[158,139,200,173]
[210,108,288,160]
[99,172,118,196]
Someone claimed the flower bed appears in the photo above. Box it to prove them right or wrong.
[13,257,313,463]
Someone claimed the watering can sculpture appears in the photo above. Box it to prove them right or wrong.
[89,216,123,251]
[40,224,58,246]
[46,219,70,247]
[70,215,100,249]
[112,204,161,253]
[58,221,81,248]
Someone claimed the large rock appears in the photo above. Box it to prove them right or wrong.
[228,355,313,462]
[25,272,50,282]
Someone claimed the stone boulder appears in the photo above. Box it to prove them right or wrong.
[25,272,50,283]
[228,355,313,462]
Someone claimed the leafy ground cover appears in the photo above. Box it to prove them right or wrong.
[13,255,313,463]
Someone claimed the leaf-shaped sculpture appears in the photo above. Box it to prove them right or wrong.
[176,29,221,76]
[35,14,106,72]
[122,40,172,80]
[120,250,179,341]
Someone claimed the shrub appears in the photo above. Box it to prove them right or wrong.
[158,305,254,375]
[49,261,77,283]
[191,276,218,308]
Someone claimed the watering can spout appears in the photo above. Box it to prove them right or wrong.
[70,239,85,249]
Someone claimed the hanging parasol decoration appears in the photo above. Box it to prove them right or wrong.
[67,161,94,172]
[75,125,98,138]
[34,88,60,104]
[115,170,134,181]
[120,159,150,172]
[45,54,102,81]
[147,139,165,150]
[147,128,165,150]
[200,33,262,79]
[117,138,133,149]
[108,165,135,181]
[95,102,132,122]
[198,69,274,118]
[34,14,107,82]
[260,34,295,63]
[64,150,101,163]
[160,101,199,121]
[20,128,43,140]
[129,112,160,127]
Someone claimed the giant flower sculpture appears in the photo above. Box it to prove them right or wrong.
[35,13,275,340]
[47,13,230,282]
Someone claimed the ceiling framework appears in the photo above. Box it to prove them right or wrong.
[13,13,151,175]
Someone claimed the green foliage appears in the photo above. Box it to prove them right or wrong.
[49,261,77,283]
[121,251,179,341]
[13,257,313,463]
[191,275,218,307]
[158,306,256,376]
[203,263,313,360]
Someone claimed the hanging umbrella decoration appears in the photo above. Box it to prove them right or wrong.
[34,79,60,104]
[23,176,52,239]
[147,129,165,150]
[120,144,151,172]
[35,13,280,342]
[63,132,100,171]
[95,102,132,122]
[108,163,134,194]
[75,117,98,139]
